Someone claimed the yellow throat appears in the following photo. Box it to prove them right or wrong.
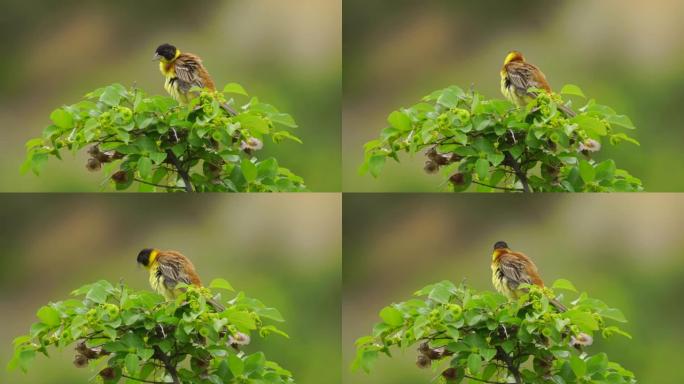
[146,249,159,269]
[159,49,181,76]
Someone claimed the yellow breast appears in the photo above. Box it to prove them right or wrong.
[159,60,175,77]
[491,262,515,299]
[164,77,185,102]
[500,69,532,108]
[149,263,174,299]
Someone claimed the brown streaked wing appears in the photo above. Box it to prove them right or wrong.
[156,250,203,290]
[505,62,551,94]
[497,253,533,290]
[174,54,207,94]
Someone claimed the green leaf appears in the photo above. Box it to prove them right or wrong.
[352,349,378,373]
[480,347,497,362]
[606,114,635,129]
[86,283,108,304]
[149,152,167,165]
[487,152,505,167]
[49,108,73,129]
[241,159,258,183]
[9,349,35,372]
[598,308,627,323]
[467,353,482,375]
[269,113,298,128]
[209,278,234,292]
[610,133,640,146]
[228,354,244,376]
[560,84,586,98]
[387,111,412,131]
[586,353,608,375]
[437,87,462,108]
[225,310,256,330]
[428,284,452,304]
[255,307,285,322]
[578,160,595,183]
[569,354,586,378]
[36,306,60,327]
[137,157,153,179]
[237,115,269,135]
[223,83,248,96]
[100,85,123,106]
[471,137,496,155]
[379,306,403,326]
[125,353,140,374]
[564,309,599,332]
[257,158,279,180]
[595,159,616,182]
[552,279,578,293]
[368,155,386,178]
[137,348,154,361]
[573,115,606,137]
[475,158,489,180]
[272,130,303,144]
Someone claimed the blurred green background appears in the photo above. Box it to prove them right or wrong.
[343,194,684,383]
[343,0,684,191]
[0,0,341,192]
[0,194,341,383]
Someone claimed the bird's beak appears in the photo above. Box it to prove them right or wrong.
[152,53,162,62]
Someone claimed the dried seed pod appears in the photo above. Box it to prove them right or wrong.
[424,160,439,174]
[449,172,465,185]
[416,354,431,369]
[73,354,88,368]
[75,341,99,359]
[86,158,101,172]
[447,154,463,163]
[99,367,116,380]
[95,152,113,163]
[111,170,129,184]
[417,341,430,354]
[442,367,458,380]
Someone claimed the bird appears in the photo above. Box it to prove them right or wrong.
[500,50,575,117]
[490,241,567,312]
[153,43,237,115]
[136,248,224,311]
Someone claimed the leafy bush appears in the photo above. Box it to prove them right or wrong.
[23,83,306,192]
[361,85,642,192]
[353,280,636,384]
[8,279,294,384]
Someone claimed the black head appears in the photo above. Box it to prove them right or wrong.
[137,248,154,266]
[493,241,509,250]
[154,44,177,60]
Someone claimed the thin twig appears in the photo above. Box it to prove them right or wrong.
[121,374,172,384]
[472,181,524,192]
[464,374,506,384]
[133,178,185,191]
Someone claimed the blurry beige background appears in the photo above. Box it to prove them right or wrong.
[343,0,684,191]
[0,0,341,191]
[0,194,341,383]
[343,194,684,383]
